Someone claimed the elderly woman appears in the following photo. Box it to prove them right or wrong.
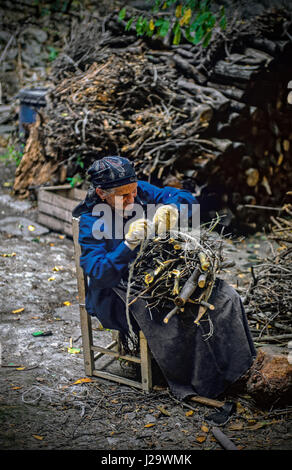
[73,156,256,401]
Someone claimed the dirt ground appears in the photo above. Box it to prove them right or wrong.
[0,160,292,454]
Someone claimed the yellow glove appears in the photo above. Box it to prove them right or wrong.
[153,204,179,236]
[125,218,152,250]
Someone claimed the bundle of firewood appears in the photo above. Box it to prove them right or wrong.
[14,6,292,230]
[126,222,234,327]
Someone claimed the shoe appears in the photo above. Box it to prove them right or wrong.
[205,401,236,426]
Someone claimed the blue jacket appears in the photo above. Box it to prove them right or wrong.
[76,180,198,334]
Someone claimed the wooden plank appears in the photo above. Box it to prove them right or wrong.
[91,344,141,364]
[93,340,118,361]
[92,369,143,389]
[38,200,73,223]
[72,187,87,200]
[38,190,80,212]
[37,212,73,236]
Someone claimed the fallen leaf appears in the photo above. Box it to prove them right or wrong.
[59,235,65,239]
[73,377,93,385]
[144,423,155,428]
[63,301,71,306]
[11,386,22,390]
[47,277,55,281]
[201,424,209,433]
[52,266,62,271]
[32,435,44,441]
[157,405,171,416]
[12,308,24,314]
[28,225,35,231]
[196,435,206,443]
[185,410,194,417]
[16,367,26,371]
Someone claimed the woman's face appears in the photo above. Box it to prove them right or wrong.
[96,183,138,211]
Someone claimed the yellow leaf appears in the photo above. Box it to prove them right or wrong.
[180,8,192,26]
[185,410,194,417]
[16,367,25,371]
[28,225,35,232]
[32,435,44,441]
[63,301,71,306]
[149,19,155,31]
[12,308,24,314]
[201,424,209,433]
[59,235,65,239]
[73,377,93,385]
[11,386,22,390]
[196,435,206,443]
[53,266,63,271]
[175,4,183,18]
[144,423,155,428]
[47,277,55,281]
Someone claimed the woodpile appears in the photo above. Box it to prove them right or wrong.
[244,214,292,347]
[13,5,292,231]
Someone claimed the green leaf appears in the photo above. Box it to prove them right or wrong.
[125,18,134,31]
[173,23,181,45]
[157,19,170,37]
[202,29,212,47]
[193,24,204,44]
[118,7,126,21]
[219,14,227,30]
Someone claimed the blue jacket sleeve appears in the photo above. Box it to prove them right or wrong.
[137,180,198,218]
[78,214,135,289]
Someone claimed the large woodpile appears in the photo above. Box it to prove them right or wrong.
[14,5,292,231]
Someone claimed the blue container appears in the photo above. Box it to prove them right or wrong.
[18,87,48,140]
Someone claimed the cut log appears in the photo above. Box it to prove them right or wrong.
[244,346,292,408]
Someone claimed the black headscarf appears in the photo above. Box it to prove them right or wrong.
[72,156,137,217]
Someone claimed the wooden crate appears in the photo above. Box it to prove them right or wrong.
[37,184,87,236]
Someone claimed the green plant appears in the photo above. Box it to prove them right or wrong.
[67,173,83,188]
[48,46,59,61]
[0,145,23,166]
[119,0,226,47]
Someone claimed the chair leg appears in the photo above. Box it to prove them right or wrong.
[139,330,152,392]
[80,305,95,376]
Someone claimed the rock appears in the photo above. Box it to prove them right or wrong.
[245,346,292,408]
[0,216,49,237]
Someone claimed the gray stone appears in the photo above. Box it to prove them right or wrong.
[0,216,49,237]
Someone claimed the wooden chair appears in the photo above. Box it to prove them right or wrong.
[72,216,152,392]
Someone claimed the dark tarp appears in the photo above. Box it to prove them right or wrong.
[113,277,257,400]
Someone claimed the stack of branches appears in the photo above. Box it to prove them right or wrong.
[13,6,292,231]
[244,214,292,347]
[126,221,234,329]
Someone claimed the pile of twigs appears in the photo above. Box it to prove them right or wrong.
[126,221,233,327]
[244,215,292,346]
[42,47,213,181]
